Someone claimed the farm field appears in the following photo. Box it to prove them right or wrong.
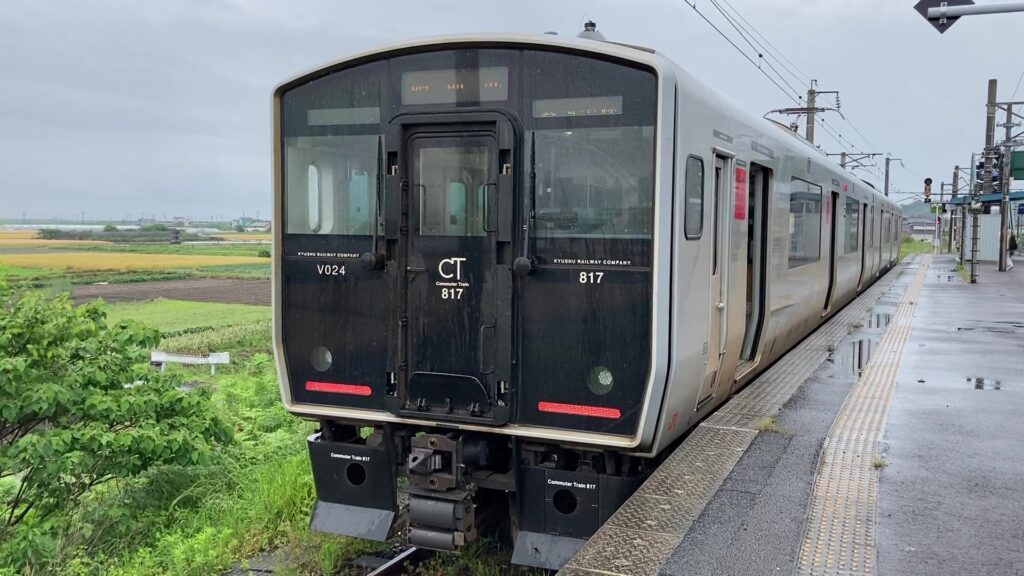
[104,298,270,333]
[0,230,270,282]
[0,251,265,270]
[73,278,270,306]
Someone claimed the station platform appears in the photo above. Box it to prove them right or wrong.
[558,254,1024,576]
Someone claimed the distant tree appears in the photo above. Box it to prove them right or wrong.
[102,224,117,232]
[233,224,246,233]
[0,277,232,570]
[138,223,168,232]
[257,249,270,258]
[35,229,60,240]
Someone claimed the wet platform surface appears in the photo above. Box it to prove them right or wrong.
[561,254,1024,576]
[876,255,1024,576]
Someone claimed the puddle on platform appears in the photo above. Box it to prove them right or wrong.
[864,311,893,329]
[830,338,877,377]
[966,377,1003,390]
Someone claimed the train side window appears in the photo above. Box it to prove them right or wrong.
[788,178,823,269]
[684,155,704,239]
[844,197,860,254]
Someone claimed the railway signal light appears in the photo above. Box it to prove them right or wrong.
[924,178,932,203]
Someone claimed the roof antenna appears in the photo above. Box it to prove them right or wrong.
[577,18,606,41]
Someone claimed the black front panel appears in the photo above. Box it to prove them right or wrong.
[282,237,389,409]
[279,45,657,437]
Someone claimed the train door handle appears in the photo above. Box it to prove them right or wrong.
[716,302,726,310]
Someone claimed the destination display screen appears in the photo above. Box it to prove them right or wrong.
[401,66,508,105]
[532,96,623,118]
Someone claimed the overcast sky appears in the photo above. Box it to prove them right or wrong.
[1,0,1020,221]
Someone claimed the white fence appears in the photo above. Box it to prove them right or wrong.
[150,350,230,375]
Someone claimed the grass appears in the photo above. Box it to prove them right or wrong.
[105,299,269,333]
[193,263,271,279]
[0,251,265,271]
[159,322,271,356]
[216,233,272,241]
[753,416,783,433]
[413,539,545,576]
[0,264,60,277]
[67,242,269,257]
[955,262,972,283]
[871,455,889,470]
[899,237,934,261]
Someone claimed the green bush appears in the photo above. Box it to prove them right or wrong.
[0,277,232,572]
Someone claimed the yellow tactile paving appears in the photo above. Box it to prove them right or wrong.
[560,262,907,576]
[797,255,932,576]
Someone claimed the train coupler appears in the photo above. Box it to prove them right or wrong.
[404,433,479,551]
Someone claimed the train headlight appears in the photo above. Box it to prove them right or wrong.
[588,366,614,396]
[311,346,333,372]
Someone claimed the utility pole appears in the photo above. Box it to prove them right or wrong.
[806,83,817,144]
[766,80,839,146]
[884,156,903,197]
[949,165,959,254]
[999,103,1013,271]
[972,78,998,283]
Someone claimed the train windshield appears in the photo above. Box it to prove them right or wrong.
[532,126,654,238]
[283,135,380,235]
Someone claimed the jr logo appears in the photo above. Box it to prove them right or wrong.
[438,257,467,280]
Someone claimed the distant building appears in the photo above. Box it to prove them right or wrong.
[902,217,935,242]
[245,221,271,232]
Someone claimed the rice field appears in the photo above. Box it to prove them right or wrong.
[216,232,272,241]
[0,251,265,271]
[0,230,110,248]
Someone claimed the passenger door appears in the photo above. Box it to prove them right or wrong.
[698,153,732,407]
[823,191,839,313]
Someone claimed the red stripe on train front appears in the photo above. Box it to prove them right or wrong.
[537,401,621,419]
[305,381,372,396]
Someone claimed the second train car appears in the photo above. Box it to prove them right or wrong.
[272,24,900,570]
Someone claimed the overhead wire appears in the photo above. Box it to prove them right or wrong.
[1011,68,1024,101]
[713,0,814,88]
[680,1,802,106]
[706,0,804,102]
[681,0,906,186]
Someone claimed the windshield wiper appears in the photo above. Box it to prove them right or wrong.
[361,136,386,270]
[513,133,537,277]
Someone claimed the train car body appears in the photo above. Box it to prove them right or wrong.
[272,29,899,569]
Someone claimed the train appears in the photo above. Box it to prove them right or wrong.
[271,23,900,570]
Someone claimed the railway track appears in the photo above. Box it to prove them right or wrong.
[359,546,431,576]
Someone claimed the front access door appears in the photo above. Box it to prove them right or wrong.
[387,116,514,425]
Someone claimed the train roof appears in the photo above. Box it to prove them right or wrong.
[275,31,895,210]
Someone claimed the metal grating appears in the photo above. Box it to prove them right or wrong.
[796,255,931,576]
[559,262,908,576]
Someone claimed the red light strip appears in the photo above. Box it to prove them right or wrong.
[537,401,621,419]
[305,381,372,396]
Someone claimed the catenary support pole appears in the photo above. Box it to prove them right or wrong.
[999,104,1013,271]
[806,84,816,144]
[949,165,959,254]
[974,79,998,282]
